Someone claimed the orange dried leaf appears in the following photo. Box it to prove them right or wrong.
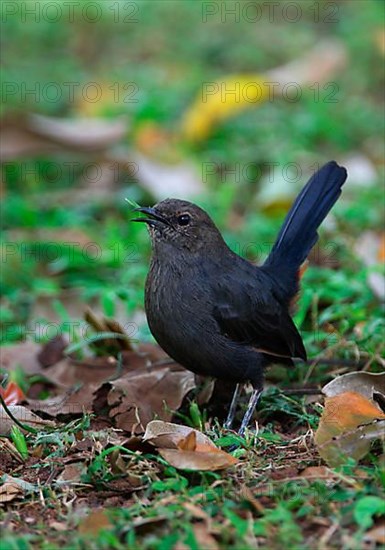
[177,431,197,451]
[144,420,238,471]
[159,448,238,471]
[317,392,385,441]
[378,232,385,263]
[0,381,25,406]
[315,392,385,466]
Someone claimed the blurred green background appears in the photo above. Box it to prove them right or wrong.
[1,0,384,355]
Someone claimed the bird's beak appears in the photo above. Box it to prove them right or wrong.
[131,207,171,227]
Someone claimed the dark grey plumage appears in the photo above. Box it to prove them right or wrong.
[133,161,347,433]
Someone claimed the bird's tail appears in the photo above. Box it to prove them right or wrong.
[263,161,347,300]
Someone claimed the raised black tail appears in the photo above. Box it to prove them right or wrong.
[263,161,347,300]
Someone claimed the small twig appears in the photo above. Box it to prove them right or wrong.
[283,388,322,396]
[317,521,339,549]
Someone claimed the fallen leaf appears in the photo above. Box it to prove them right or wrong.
[0,341,43,374]
[131,515,168,534]
[144,420,238,471]
[159,448,238,471]
[363,522,385,544]
[28,385,98,416]
[0,381,25,406]
[0,475,38,504]
[240,485,265,514]
[354,231,385,299]
[0,405,55,435]
[41,357,121,389]
[192,523,219,550]
[340,153,377,187]
[322,372,385,402]
[37,335,67,368]
[178,431,197,451]
[375,28,385,55]
[182,40,346,141]
[0,113,127,161]
[78,509,112,535]
[49,521,68,532]
[133,152,203,199]
[29,114,127,150]
[43,344,168,389]
[317,392,385,435]
[183,502,210,521]
[299,466,336,479]
[55,462,85,485]
[0,114,61,160]
[315,392,385,466]
[29,344,184,422]
[98,365,195,433]
[0,481,23,503]
[143,420,217,450]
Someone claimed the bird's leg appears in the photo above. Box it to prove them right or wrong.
[238,388,262,436]
[224,383,242,429]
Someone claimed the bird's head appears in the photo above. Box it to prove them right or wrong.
[132,198,225,254]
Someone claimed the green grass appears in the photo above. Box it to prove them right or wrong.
[0,415,383,549]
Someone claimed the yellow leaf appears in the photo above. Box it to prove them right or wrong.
[182,75,271,141]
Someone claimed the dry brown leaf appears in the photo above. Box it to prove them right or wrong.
[317,420,385,467]
[315,392,385,466]
[42,357,121,389]
[28,384,98,416]
[29,114,127,150]
[144,420,238,471]
[299,466,336,479]
[375,28,385,55]
[143,420,216,449]
[1,114,127,161]
[43,344,170,389]
[363,522,385,544]
[78,509,112,535]
[0,115,61,160]
[178,431,197,451]
[0,341,43,374]
[240,485,265,514]
[99,366,195,433]
[192,523,219,550]
[131,515,168,534]
[29,344,183,422]
[37,335,67,368]
[55,462,85,485]
[0,405,55,435]
[317,392,385,437]
[322,372,385,401]
[159,448,237,471]
[49,521,68,532]
[0,475,37,504]
[0,481,23,503]
[182,502,210,521]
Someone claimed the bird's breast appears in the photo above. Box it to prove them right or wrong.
[144,257,217,369]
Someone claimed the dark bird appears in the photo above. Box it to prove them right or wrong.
[132,161,347,434]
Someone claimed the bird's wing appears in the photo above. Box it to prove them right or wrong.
[212,267,306,361]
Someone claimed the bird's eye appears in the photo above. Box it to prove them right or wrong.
[177,213,191,226]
